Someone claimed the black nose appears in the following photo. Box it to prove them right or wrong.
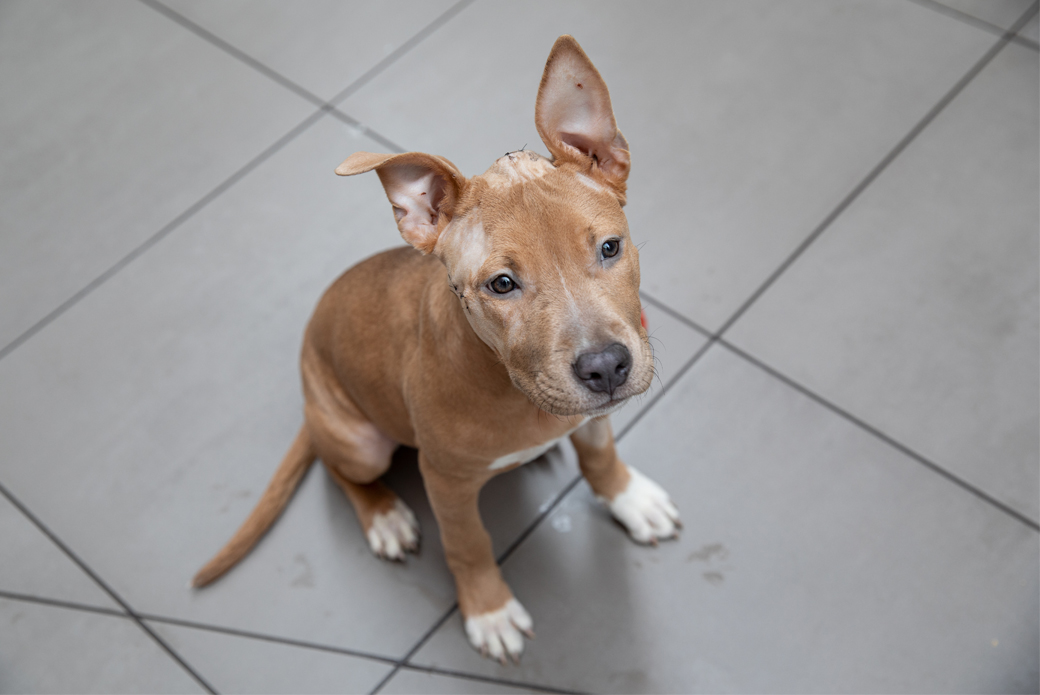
[573,343,631,395]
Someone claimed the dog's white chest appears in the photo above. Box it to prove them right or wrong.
[488,418,589,471]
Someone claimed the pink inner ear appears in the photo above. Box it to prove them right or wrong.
[535,40,629,192]
[427,176,447,222]
[560,131,596,157]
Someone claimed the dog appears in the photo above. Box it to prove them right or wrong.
[192,35,680,663]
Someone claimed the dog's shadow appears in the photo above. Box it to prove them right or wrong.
[317,445,649,669]
[319,444,582,562]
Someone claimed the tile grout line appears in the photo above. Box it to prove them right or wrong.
[138,0,326,109]
[639,290,713,339]
[139,0,477,148]
[145,610,580,695]
[908,0,1040,51]
[717,338,1040,533]
[0,586,578,695]
[397,662,585,695]
[641,281,1040,533]
[715,0,1038,339]
[326,0,478,107]
[0,482,218,694]
[0,105,327,365]
[137,613,398,665]
[0,589,128,619]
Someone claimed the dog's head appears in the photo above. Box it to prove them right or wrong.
[336,36,651,417]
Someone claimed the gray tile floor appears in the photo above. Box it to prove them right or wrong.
[1,1,1036,693]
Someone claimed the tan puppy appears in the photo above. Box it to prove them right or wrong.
[193,35,680,663]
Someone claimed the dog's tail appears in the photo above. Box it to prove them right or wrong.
[190,425,315,588]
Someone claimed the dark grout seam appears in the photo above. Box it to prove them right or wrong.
[908,0,1040,51]
[139,0,326,109]
[645,280,1040,534]
[639,290,713,339]
[137,613,398,666]
[139,0,477,148]
[144,613,582,694]
[326,0,477,107]
[0,584,579,695]
[717,339,1040,533]
[0,589,128,618]
[398,662,586,695]
[0,482,219,694]
[325,109,406,156]
[0,106,326,365]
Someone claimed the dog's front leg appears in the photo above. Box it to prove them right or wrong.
[571,416,681,545]
[418,452,533,663]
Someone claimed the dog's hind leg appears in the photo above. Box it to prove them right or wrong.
[302,353,420,561]
[325,467,419,560]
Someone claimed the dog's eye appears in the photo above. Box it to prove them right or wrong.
[488,275,516,294]
[601,239,621,259]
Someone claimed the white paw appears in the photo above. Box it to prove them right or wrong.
[464,598,534,664]
[366,499,420,561]
[604,466,681,545]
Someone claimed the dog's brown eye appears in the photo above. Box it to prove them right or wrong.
[601,239,620,258]
[489,275,516,294]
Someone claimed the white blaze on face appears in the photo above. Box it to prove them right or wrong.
[435,212,510,356]
[438,212,490,288]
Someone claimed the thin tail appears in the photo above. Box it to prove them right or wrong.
[191,426,316,588]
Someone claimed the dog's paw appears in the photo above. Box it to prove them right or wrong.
[464,598,534,664]
[366,499,420,561]
[605,466,681,545]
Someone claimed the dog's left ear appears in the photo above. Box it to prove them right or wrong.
[336,151,466,254]
[535,35,630,203]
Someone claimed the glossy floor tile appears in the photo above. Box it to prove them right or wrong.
[160,0,458,103]
[0,599,203,694]
[934,0,1035,28]
[1,1,1036,693]
[1022,11,1040,40]
[411,346,1040,693]
[380,668,542,694]
[0,0,313,351]
[0,493,119,612]
[146,620,394,694]
[728,42,1040,523]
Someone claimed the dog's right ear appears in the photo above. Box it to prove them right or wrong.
[536,36,630,203]
[336,152,466,254]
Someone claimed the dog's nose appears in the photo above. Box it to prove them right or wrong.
[573,343,631,395]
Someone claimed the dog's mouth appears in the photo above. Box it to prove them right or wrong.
[583,395,632,418]
[508,334,655,418]
[518,370,649,418]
